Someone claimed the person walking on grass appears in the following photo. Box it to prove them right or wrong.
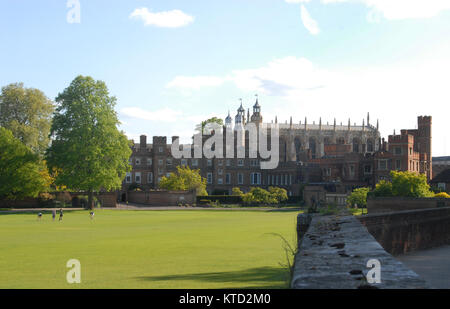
[90,211,95,220]
[37,212,42,221]
[52,209,56,221]
[59,208,63,221]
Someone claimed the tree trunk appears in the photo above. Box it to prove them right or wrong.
[88,190,94,210]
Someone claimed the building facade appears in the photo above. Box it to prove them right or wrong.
[122,98,432,197]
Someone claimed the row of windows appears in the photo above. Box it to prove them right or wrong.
[206,173,293,186]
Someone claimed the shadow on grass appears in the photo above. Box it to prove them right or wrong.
[135,266,289,289]
[264,208,303,213]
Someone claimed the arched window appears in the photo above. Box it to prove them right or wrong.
[367,139,374,152]
[353,138,360,153]
[309,137,316,159]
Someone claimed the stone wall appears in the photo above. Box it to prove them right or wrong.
[359,207,450,255]
[292,214,428,289]
[367,197,450,214]
[127,190,196,206]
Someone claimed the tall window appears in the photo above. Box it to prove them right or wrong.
[378,160,388,171]
[147,172,153,183]
[207,173,213,184]
[135,172,141,184]
[251,173,261,185]
[226,173,231,184]
[238,173,244,184]
[126,172,132,184]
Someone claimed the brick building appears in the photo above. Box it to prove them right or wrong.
[122,98,432,198]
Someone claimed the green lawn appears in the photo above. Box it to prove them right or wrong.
[0,209,299,289]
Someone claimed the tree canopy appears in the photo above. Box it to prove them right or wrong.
[159,166,207,196]
[195,117,224,133]
[45,76,132,208]
[0,83,54,156]
[347,187,370,208]
[371,171,434,198]
[241,187,288,205]
[0,127,51,200]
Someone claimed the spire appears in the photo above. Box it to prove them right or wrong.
[319,117,322,130]
[363,118,365,131]
[333,118,336,131]
[290,116,293,128]
[275,116,278,124]
[377,119,379,130]
[247,108,250,123]
[367,112,370,126]
[348,118,351,130]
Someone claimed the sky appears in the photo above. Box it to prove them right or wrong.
[1,0,449,156]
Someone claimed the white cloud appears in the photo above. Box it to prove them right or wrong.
[167,57,330,95]
[121,107,182,122]
[322,0,450,20]
[129,8,194,28]
[165,56,450,155]
[300,5,320,35]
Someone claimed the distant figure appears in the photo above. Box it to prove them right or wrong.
[59,208,63,221]
[52,209,56,221]
[90,211,95,220]
[37,212,42,221]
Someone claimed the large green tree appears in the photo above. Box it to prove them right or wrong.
[0,127,51,200]
[159,166,207,196]
[0,83,54,156]
[45,76,132,209]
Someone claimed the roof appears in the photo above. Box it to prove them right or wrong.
[434,156,450,162]
[432,169,450,183]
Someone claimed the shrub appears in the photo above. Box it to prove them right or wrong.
[231,187,244,196]
[268,187,289,203]
[347,187,370,208]
[435,192,450,198]
[371,180,393,197]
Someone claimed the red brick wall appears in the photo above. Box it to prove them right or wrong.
[359,207,450,255]
[367,197,450,214]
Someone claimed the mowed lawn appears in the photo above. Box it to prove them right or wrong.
[0,209,299,289]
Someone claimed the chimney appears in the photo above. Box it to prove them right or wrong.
[140,135,147,150]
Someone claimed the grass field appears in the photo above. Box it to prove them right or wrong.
[0,209,299,289]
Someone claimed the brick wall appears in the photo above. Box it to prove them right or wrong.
[359,207,450,255]
[127,190,196,206]
[367,197,450,214]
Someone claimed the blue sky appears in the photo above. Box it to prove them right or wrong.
[1,0,450,155]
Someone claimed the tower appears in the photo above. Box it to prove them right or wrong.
[235,100,245,127]
[225,111,233,128]
[417,116,432,180]
[250,95,263,124]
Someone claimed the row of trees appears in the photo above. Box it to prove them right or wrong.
[0,77,132,208]
[347,170,449,208]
